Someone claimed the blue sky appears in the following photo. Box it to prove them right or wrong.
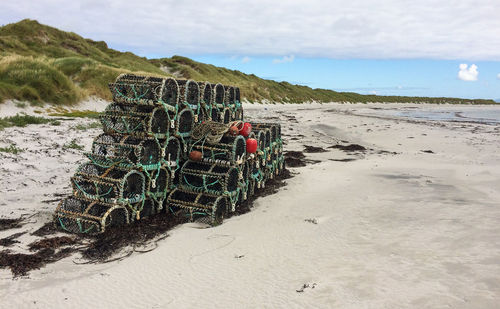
[186,56,500,100]
[2,0,500,100]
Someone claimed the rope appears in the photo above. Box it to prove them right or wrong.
[191,120,232,144]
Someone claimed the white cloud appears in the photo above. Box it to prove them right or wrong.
[497,73,500,79]
[273,55,295,64]
[241,56,251,64]
[1,1,500,60]
[458,64,478,81]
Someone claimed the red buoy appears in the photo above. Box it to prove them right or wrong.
[189,150,203,161]
[246,138,258,153]
[239,122,252,137]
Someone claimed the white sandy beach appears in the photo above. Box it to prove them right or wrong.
[1,102,500,308]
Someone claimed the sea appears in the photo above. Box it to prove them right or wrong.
[368,105,500,125]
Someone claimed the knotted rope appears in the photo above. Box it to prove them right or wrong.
[191,120,242,144]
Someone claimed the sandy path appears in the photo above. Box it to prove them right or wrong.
[1,103,500,308]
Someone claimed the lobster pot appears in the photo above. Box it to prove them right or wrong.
[167,188,228,224]
[109,74,165,105]
[235,160,250,209]
[254,128,272,165]
[247,178,256,198]
[211,83,225,116]
[146,166,170,200]
[176,108,195,137]
[260,128,272,149]
[224,86,235,107]
[223,108,231,124]
[90,134,161,169]
[276,152,285,175]
[254,130,267,152]
[161,78,180,108]
[235,87,241,103]
[212,83,225,105]
[241,160,250,185]
[110,74,179,107]
[177,79,201,123]
[198,82,213,122]
[109,80,159,104]
[198,82,213,105]
[251,122,281,141]
[115,74,164,84]
[234,105,243,121]
[249,157,265,185]
[191,135,246,163]
[100,105,169,138]
[162,136,181,167]
[180,161,240,194]
[109,75,180,109]
[211,108,221,122]
[177,79,200,107]
[55,196,129,234]
[72,162,145,204]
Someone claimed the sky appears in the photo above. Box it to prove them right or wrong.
[1,0,500,100]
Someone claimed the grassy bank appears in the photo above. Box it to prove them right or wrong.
[0,19,495,105]
[0,114,61,130]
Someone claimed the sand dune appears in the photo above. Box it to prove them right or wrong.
[1,102,499,308]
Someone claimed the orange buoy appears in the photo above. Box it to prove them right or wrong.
[228,125,239,136]
[189,150,203,161]
[246,138,258,153]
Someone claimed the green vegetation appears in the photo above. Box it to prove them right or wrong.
[73,121,101,130]
[0,144,23,154]
[63,139,84,150]
[0,19,495,105]
[48,110,100,118]
[0,114,60,130]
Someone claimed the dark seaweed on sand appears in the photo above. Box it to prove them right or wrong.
[0,170,293,276]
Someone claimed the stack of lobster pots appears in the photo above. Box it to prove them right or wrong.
[54,74,282,234]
